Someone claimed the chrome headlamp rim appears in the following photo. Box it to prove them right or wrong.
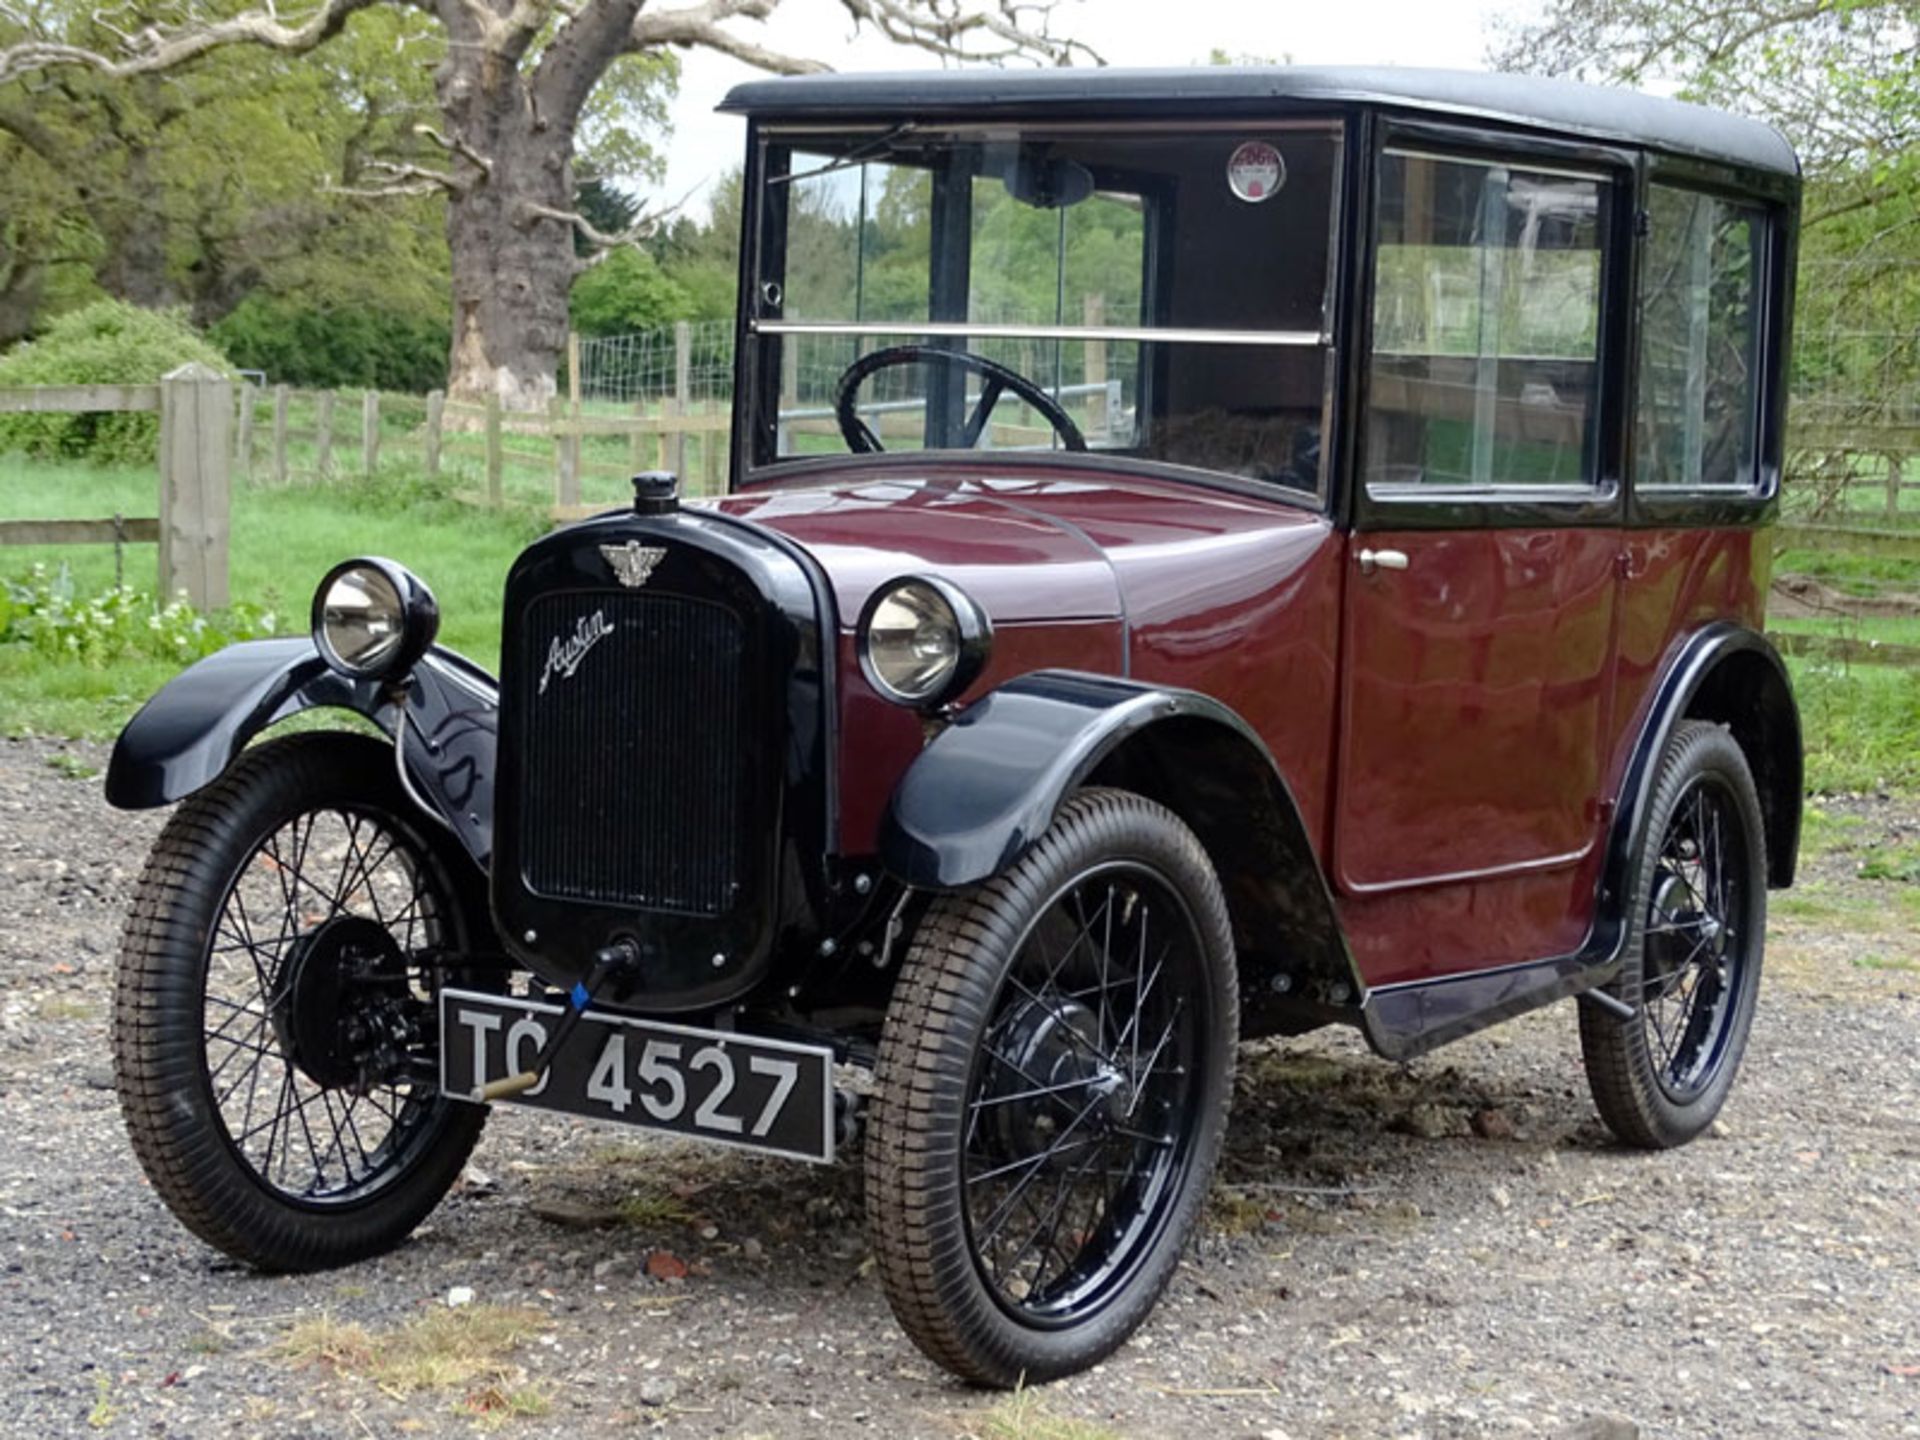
[310,556,439,681]
[856,574,992,709]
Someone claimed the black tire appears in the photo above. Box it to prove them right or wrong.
[1581,720,1767,1149]
[113,730,491,1271]
[865,788,1237,1387]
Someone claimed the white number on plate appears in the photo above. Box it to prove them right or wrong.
[748,1055,801,1138]
[636,1039,686,1121]
[691,1046,744,1133]
[586,1032,632,1113]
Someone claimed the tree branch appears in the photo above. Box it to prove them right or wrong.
[533,0,649,127]
[628,0,824,73]
[0,0,386,86]
[324,154,465,197]
[416,122,495,179]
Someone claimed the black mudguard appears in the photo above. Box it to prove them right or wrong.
[877,670,1358,1021]
[104,637,498,869]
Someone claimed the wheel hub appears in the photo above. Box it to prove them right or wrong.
[272,915,416,1091]
[982,994,1128,1156]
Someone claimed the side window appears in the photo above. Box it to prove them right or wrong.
[1635,186,1764,492]
[1367,149,1612,492]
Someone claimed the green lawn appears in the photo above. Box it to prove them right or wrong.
[1,455,541,736]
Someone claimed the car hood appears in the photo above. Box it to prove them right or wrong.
[704,465,1329,626]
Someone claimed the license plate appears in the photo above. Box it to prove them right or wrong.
[438,988,836,1163]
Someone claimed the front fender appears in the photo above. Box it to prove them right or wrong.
[879,670,1359,1026]
[105,637,499,869]
[878,671,1198,889]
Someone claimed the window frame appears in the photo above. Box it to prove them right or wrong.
[1350,118,1638,533]
[1625,155,1791,529]
[732,116,1349,510]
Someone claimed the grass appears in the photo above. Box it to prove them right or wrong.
[42,750,99,779]
[1789,658,1920,794]
[1851,953,1920,974]
[1,454,543,737]
[969,1386,1125,1440]
[1858,840,1920,883]
[616,1186,697,1230]
[277,1304,551,1404]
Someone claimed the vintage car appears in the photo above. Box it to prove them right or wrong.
[105,67,1803,1386]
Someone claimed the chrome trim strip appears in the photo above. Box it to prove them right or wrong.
[753,320,1330,348]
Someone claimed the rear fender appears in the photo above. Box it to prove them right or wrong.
[104,637,498,869]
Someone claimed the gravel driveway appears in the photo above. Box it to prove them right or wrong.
[2,735,1916,1440]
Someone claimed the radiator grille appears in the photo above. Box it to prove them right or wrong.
[517,591,746,914]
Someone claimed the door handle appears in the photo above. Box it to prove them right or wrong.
[1357,547,1410,575]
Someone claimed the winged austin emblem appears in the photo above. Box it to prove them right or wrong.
[600,540,667,588]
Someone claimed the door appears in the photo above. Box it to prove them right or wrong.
[1333,142,1628,911]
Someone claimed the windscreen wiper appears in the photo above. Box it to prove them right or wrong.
[769,123,919,186]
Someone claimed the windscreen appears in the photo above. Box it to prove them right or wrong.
[747,123,1342,494]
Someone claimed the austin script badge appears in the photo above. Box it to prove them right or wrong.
[538,610,615,695]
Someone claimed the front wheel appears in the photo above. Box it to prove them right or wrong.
[865,789,1237,1386]
[1581,720,1768,1148]
[113,730,492,1271]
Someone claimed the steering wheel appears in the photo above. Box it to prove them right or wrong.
[832,345,1089,455]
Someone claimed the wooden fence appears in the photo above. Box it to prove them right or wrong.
[238,325,731,518]
[0,365,231,608]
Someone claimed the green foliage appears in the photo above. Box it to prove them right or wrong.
[0,299,231,461]
[1791,657,1920,795]
[0,562,281,667]
[570,248,695,337]
[211,296,450,392]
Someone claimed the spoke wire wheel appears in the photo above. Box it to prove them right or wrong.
[114,731,490,1271]
[1581,721,1768,1149]
[866,789,1237,1386]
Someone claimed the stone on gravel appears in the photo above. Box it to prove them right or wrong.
[1555,1418,1639,1440]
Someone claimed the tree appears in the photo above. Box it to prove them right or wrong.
[1488,0,1920,248]
[0,1,457,343]
[1,1,1095,409]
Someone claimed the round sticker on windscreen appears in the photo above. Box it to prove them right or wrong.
[1227,141,1286,203]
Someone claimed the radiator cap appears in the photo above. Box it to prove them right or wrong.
[632,471,679,515]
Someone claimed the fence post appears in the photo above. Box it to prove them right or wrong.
[271,385,289,485]
[566,330,584,496]
[671,321,692,481]
[485,391,503,507]
[235,384,257,483]
[425,390,445,477]
[777,336,799,454]
[1083,293,1108,441]
[702,404,722,497]
[315,391,336,478]
[551,394,579,508]
[158,363,232,611]
[362,390,381,478]
[1888,452,1903,520]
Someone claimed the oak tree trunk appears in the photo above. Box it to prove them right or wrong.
[435,15,581,412]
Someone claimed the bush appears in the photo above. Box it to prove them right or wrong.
[211,296,450,393]
[0,301,234,464]
[0,563,281,668]
[570,248,695,337]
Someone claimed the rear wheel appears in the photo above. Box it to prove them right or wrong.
[114,730,492,1271]
[1581,721,1767,1148]
[865,789,1237,1386]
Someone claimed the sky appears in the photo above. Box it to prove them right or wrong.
[657,0,1512,220]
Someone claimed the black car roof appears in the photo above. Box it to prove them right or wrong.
[719,65,1798,180]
